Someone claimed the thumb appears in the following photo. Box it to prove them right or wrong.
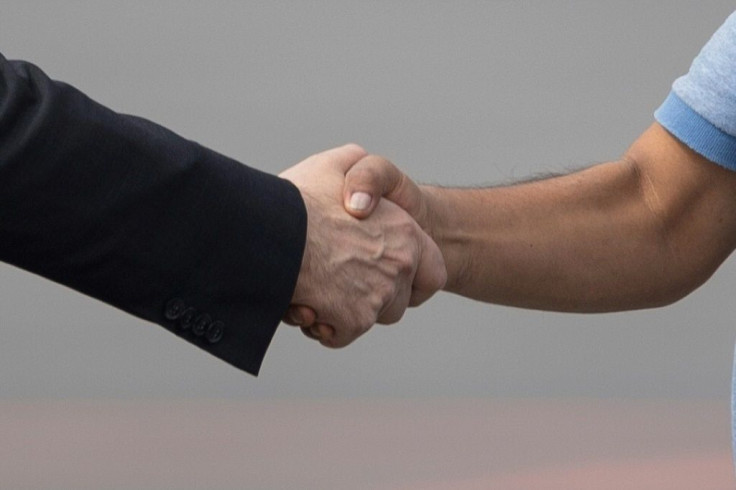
[343,155,425,225]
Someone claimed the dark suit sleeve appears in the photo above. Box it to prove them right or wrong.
[0,54,307,375]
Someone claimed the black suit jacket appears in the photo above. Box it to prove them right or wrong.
[0,54,307,375]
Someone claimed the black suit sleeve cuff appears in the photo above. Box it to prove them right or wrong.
[0,55,307,375]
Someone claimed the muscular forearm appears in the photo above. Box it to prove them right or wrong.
[422,162,670,311]
[422,124,736,312]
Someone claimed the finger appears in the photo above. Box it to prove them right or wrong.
[300,322,337,343]
[409,228,447,307]
[315,323,339,348]
[326,328,350,348]
[309,325,322,339]
[283,305,318,326]
[301,326,319,340]
[327,322,367,349]
[343,155,424,224]
[314,143,368,173]
[377,285,411,325]
[315,323,336,341]
[279,143,367,180]
[343,155,402,218]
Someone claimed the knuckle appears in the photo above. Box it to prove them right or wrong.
[390,247,416,278]
[355,305,377,333]
[345,170,369,188]
[365,153,391,168]
[344,143,366,154]
[378,282,397,306]
[348,166,380,189]
[408,296,425,307]
[436,268,448,289]
[355,304,378,330]
[322,337,343,349]
[379,309,404,325]
[397,255,415,276]
[358,320,374,336]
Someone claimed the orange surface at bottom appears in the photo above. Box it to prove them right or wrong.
[396,453,733,490]
[0,398,732,489]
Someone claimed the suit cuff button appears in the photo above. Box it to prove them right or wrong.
[206,321,225,344]
[178,307,197,330]
[164,298,187,320]
[192,314,212,337]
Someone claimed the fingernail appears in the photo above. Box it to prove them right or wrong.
[319,324,335,339]
[290,308,303,325]
[349,192,372,211]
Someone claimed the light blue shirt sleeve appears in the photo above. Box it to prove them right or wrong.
[655,11,736,171]
[654,11,736,471]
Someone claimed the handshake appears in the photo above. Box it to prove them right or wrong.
[279,144,446,348]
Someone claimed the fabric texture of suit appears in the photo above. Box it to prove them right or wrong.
[0,54,307,375]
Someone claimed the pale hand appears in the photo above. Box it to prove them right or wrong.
[280,145,446,347]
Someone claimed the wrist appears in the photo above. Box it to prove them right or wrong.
[290,188,319,304]
[420,185,471,292]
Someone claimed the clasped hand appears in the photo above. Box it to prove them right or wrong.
[279,144,444,347]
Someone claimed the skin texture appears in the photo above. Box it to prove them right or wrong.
[340,123,736,313]
[279,145,446,347]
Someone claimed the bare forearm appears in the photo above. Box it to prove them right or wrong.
[422,162,670,311]
[423,124,736,312]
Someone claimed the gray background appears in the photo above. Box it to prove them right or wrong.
[0,0,734,400]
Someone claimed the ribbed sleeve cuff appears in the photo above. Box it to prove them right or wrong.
[655,91,736,171]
